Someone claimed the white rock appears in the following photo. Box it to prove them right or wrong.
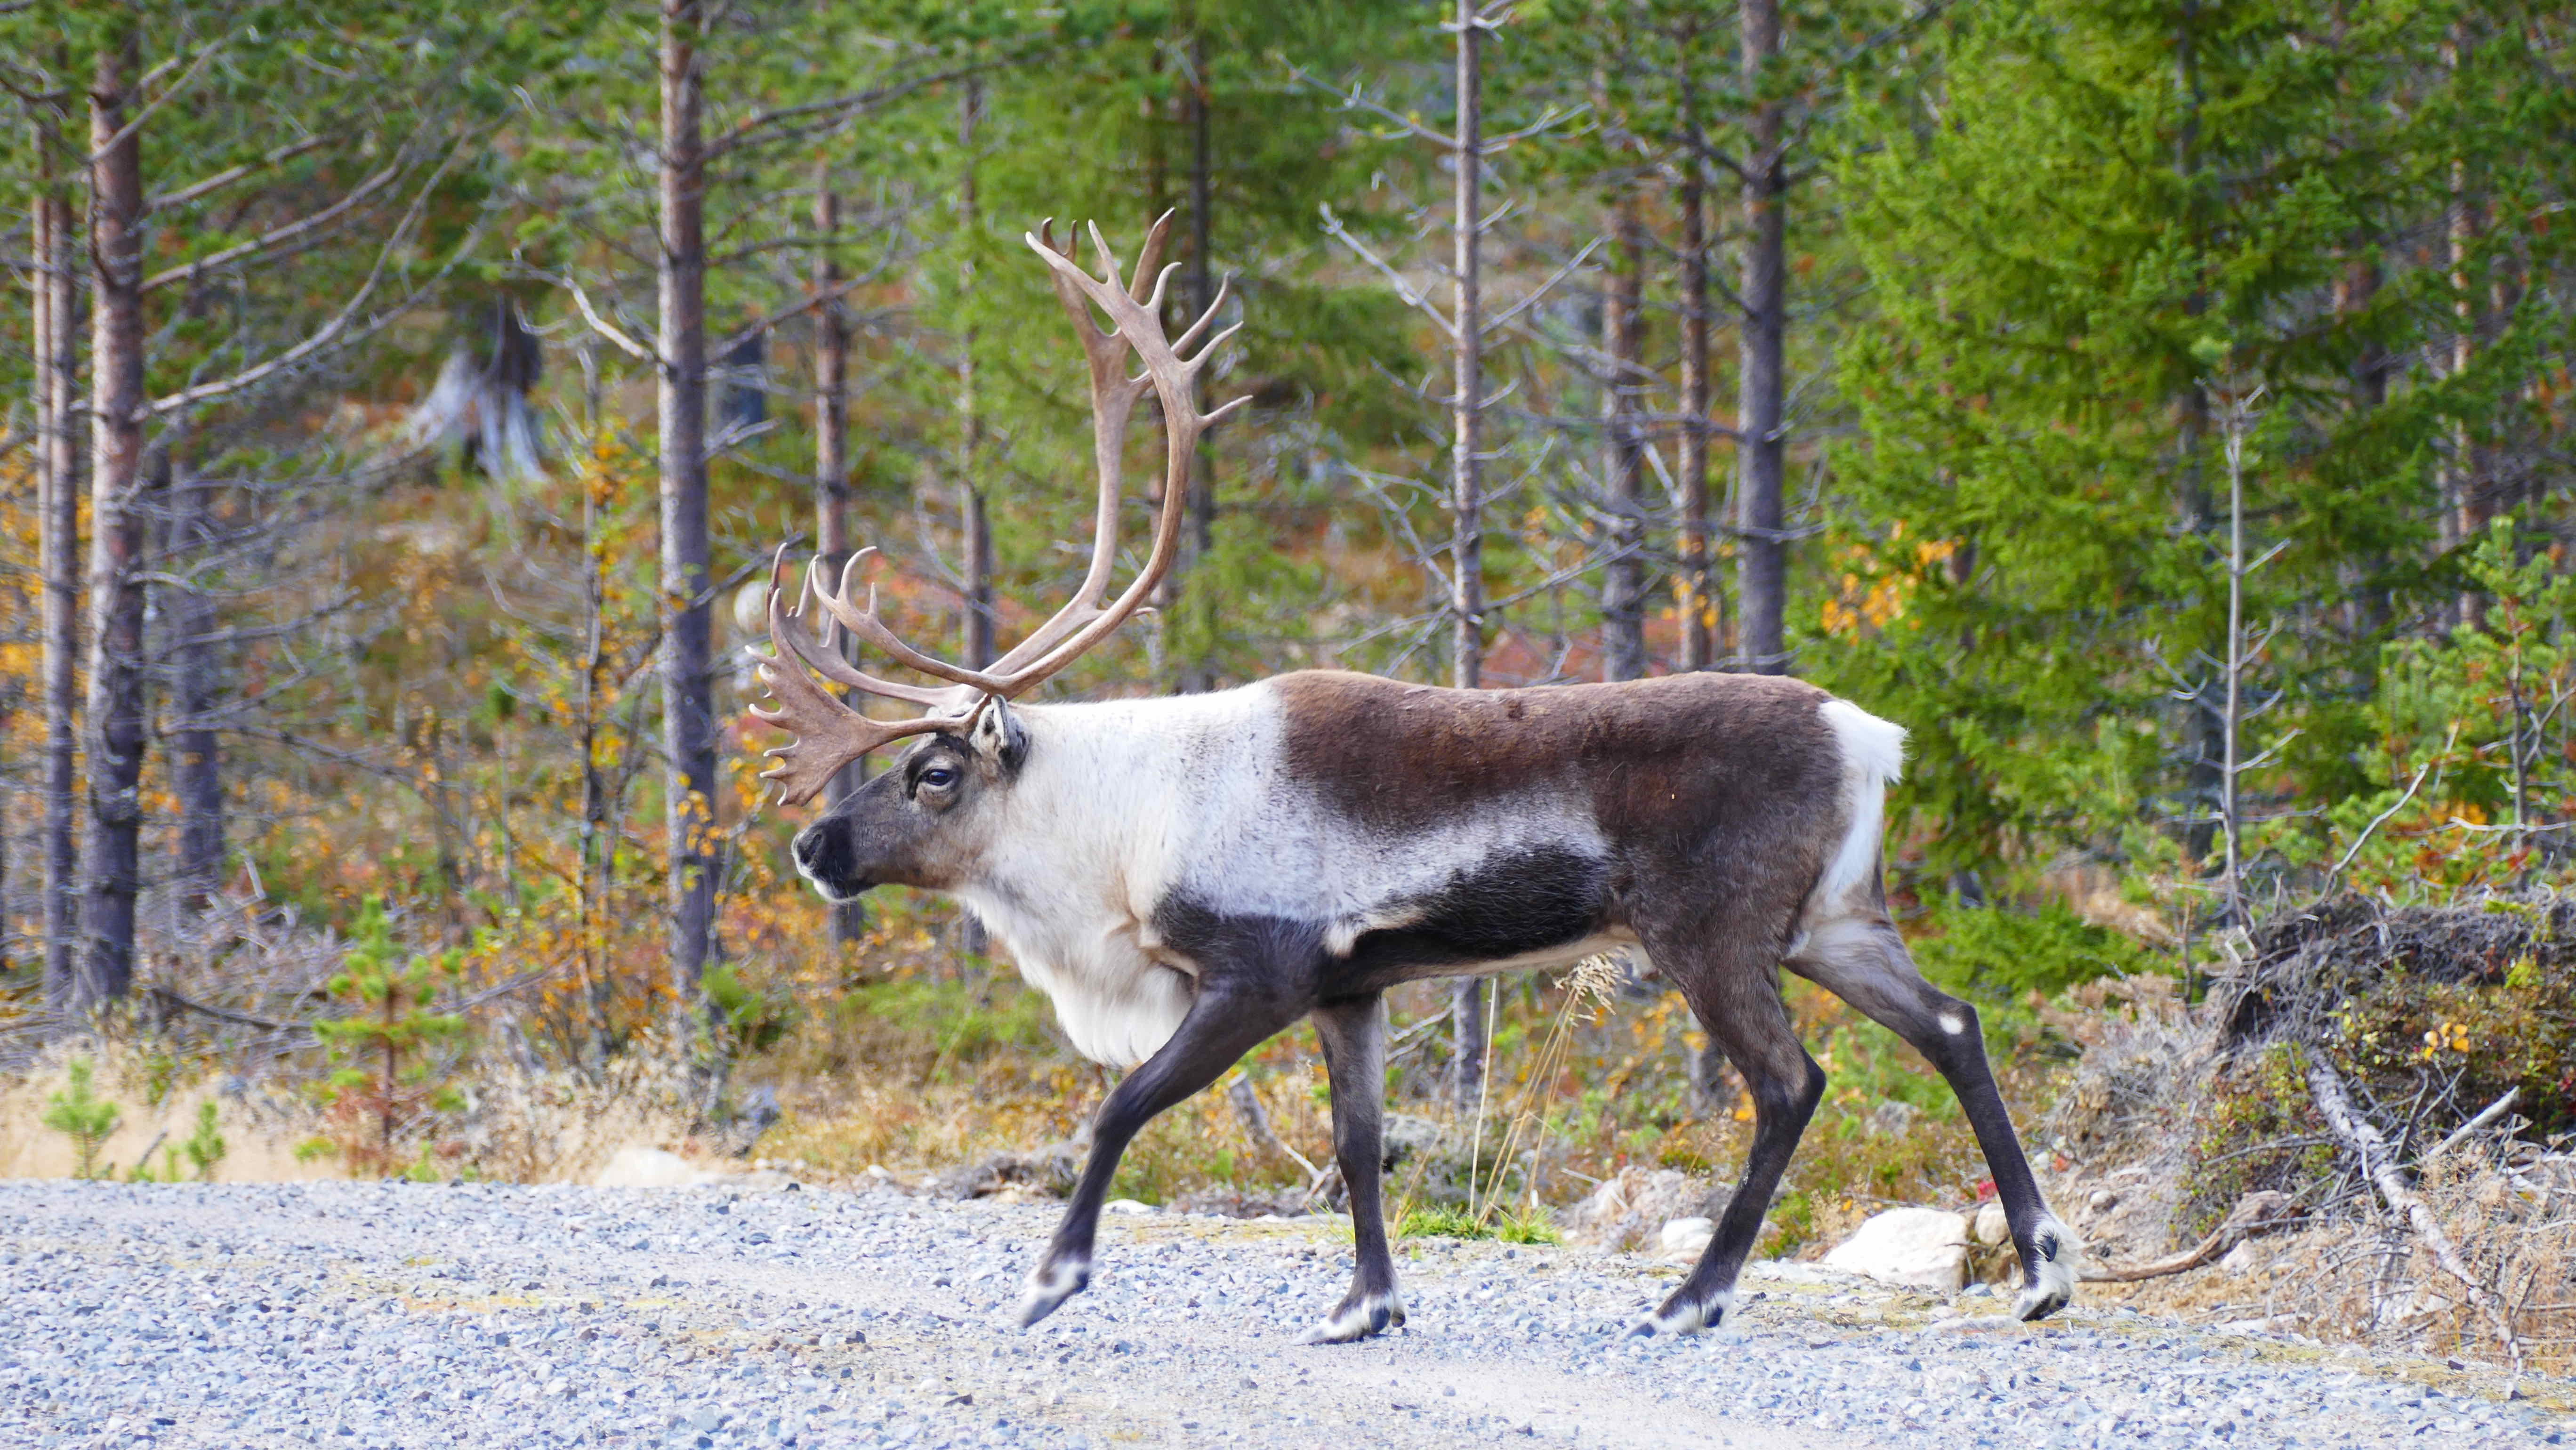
[1103,1198,1154,1216]
[2219,1240,2261,1277]
[1820,1207,1971,1294]
[1658,1216,1715,1258]
[591,1147,716,1189]
[1972,1201,2010,1247]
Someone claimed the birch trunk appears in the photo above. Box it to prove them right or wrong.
[81,29,150,1010]
[34,123,83,1011]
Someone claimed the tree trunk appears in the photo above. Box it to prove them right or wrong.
[2332,254,2391,641]
[813,170,867,945]
[1601,192,1649,682]
[80,29,149,1012]
[1733,0,1788,675]
[165,472,225,913]
[1449,0,1489,1112]
[34,117,83,1013]
[2442,22,2482,629]
[954,78,991,964]
[1449,0,1485,697]
[813,175,851,572]
[15,169,35,975]
[658,0,719,1004]
[1676,164,1715,671]
[1171,30,1219,695]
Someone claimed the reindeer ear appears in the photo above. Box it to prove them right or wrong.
[970,695,1029,775]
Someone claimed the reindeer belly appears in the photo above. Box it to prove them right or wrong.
[1332,842,1614,987]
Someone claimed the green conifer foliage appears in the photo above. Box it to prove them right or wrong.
[41,1058,121,1180]
[312,898,469,1175]
[182,1101,229,1183]
[1819,0,2558,878]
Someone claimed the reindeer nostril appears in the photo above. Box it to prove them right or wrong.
[792,831,823,870]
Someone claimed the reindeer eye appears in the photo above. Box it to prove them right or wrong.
[919,766,958,790]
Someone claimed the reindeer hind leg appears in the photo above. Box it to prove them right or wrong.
[1786,913,2075,1320]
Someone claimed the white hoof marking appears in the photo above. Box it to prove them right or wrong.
[2015,1216,2077,1322]
[1295,1290,1403,1345]
[1624,1287,1733,1338]
[1016,1254,1090,1328]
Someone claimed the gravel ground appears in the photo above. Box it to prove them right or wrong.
[0,1179,2566,1450]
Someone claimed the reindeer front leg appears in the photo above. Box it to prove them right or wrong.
[1300,991,1403,1344]
[1018,980,1306,1327]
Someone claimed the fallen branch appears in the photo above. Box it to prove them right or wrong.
[2307,1060,2520,1373]
[146,985,306,1034]
[2080,1190,2302,1283]
[2423,1087,2521,1168]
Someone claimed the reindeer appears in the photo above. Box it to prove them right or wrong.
[749,215,2077,1344]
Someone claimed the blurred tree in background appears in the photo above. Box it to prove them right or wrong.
[0,0,2568,1084]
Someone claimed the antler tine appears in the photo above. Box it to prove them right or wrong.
[749,547,958,805]
[986,221,1251,695]
[972,217,1167,679]
[800,553,975,708]
[807,548,1023,696]
[1127,209,1174,301]
[781,216,1253,709]
[1170,273,1235,357]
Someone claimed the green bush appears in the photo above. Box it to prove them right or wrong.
[1910,895,2163,1005]
[703,961,800,1053]
[42,1058,121,1180]
[181,1101,227,1182]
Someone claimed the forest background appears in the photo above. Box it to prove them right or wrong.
[1,0,2574,1357]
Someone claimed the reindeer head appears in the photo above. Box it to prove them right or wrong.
[753,214,1246,902]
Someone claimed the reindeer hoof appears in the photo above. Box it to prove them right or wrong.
[2015,1218,2077,1322]
[1295,1291,1402,1344]
[1625,1288,1733,1338]
[1016,1255,1090,1328]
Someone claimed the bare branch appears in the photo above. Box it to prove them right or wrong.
[1483,235,1603,334]
[564,279,657,364]
[711,270,878,361]
[87,39,226,164]
[1318,203,1457,338]
[145,136,325,215]
[1281,62,1457,148]
[142,161,403,293]
[703,64,983,161]
[146,145,463,418]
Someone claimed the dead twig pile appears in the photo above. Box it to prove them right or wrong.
[2066,890,2576,1372]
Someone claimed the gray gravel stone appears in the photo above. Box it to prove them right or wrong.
[0,1180,2565,1448]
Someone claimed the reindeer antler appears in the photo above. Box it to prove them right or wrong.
[749,214,1249,803]
[749,548,959,805]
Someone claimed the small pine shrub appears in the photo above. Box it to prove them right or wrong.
[182,1101,227,1182]
[311,896,469,1173]
[42,1058,122,1180]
